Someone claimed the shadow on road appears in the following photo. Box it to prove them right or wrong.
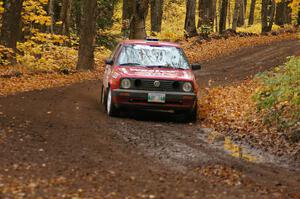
[116,109,193,123]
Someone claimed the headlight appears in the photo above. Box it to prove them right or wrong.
[182,82,193,92]
[121,78,131,89]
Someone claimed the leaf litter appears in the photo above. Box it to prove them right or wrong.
[198,79,300,165]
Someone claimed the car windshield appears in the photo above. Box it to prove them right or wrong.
[117,44,190,69]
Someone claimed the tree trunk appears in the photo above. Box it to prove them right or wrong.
[98,1,117,29]
[60,0,73,36]
[71,0,81,35]
[298,3,300,25]
[248,0,256,25]
[275,1,285,26]
[151,0,164,33]
[244,0,247,13]
[198,0,215,29]
[48,0,55,34]
[184,0,197,37]
[232,0,241,31]
[122,0,134,33]
[215,0,222,32]
[275,0,292,26]
[237,0,245,27]
[261,0,276,33]
[129,0,149,39]
[1,0,24,53]
[227,0,231,27]
[212,0,217,32]
[286,0,292,24]
[262,0,268,32]
[76,0,97,70]
[219,0,228,34]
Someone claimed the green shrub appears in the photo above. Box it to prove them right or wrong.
[254,57,300,134]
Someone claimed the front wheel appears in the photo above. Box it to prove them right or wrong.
[100,85,106,106]
[106,88,119,117]
[185,107,197,123]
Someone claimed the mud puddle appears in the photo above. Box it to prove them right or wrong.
[198,128,292,168]
[223,137,258,162]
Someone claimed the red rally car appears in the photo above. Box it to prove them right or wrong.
[100,39,201,121]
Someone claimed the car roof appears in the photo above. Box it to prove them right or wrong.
[120,40,181,48]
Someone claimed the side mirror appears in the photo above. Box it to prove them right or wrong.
[191,64,202,70]
[105,58,114,65]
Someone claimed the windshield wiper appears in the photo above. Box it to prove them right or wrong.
[119,63,141,66]
[146,65,186,70]
[146,65,174,69]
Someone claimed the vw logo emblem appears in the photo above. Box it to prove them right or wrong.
[154,81,160,88]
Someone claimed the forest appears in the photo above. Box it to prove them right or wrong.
[0,0,299,70]
[0,0,300,198]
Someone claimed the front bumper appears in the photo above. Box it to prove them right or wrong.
[112,89,197,111]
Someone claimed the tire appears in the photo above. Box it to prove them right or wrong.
[100,85,106,106]
[106,87,119,117]
[186,106,197,123]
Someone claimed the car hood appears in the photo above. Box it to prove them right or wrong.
[115,66,194,81]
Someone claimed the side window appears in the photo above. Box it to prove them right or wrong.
[110,44,121,60]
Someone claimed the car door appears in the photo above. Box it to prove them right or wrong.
[103,44,122,89]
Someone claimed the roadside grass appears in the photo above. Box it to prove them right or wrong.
[198,57,300,159]
[254,57,300,141]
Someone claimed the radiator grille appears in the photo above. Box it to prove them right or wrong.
[128,79,192,92]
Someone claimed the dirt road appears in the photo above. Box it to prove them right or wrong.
[0,39,300,198]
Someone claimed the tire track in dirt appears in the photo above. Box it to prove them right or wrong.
[106,111,300,197]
